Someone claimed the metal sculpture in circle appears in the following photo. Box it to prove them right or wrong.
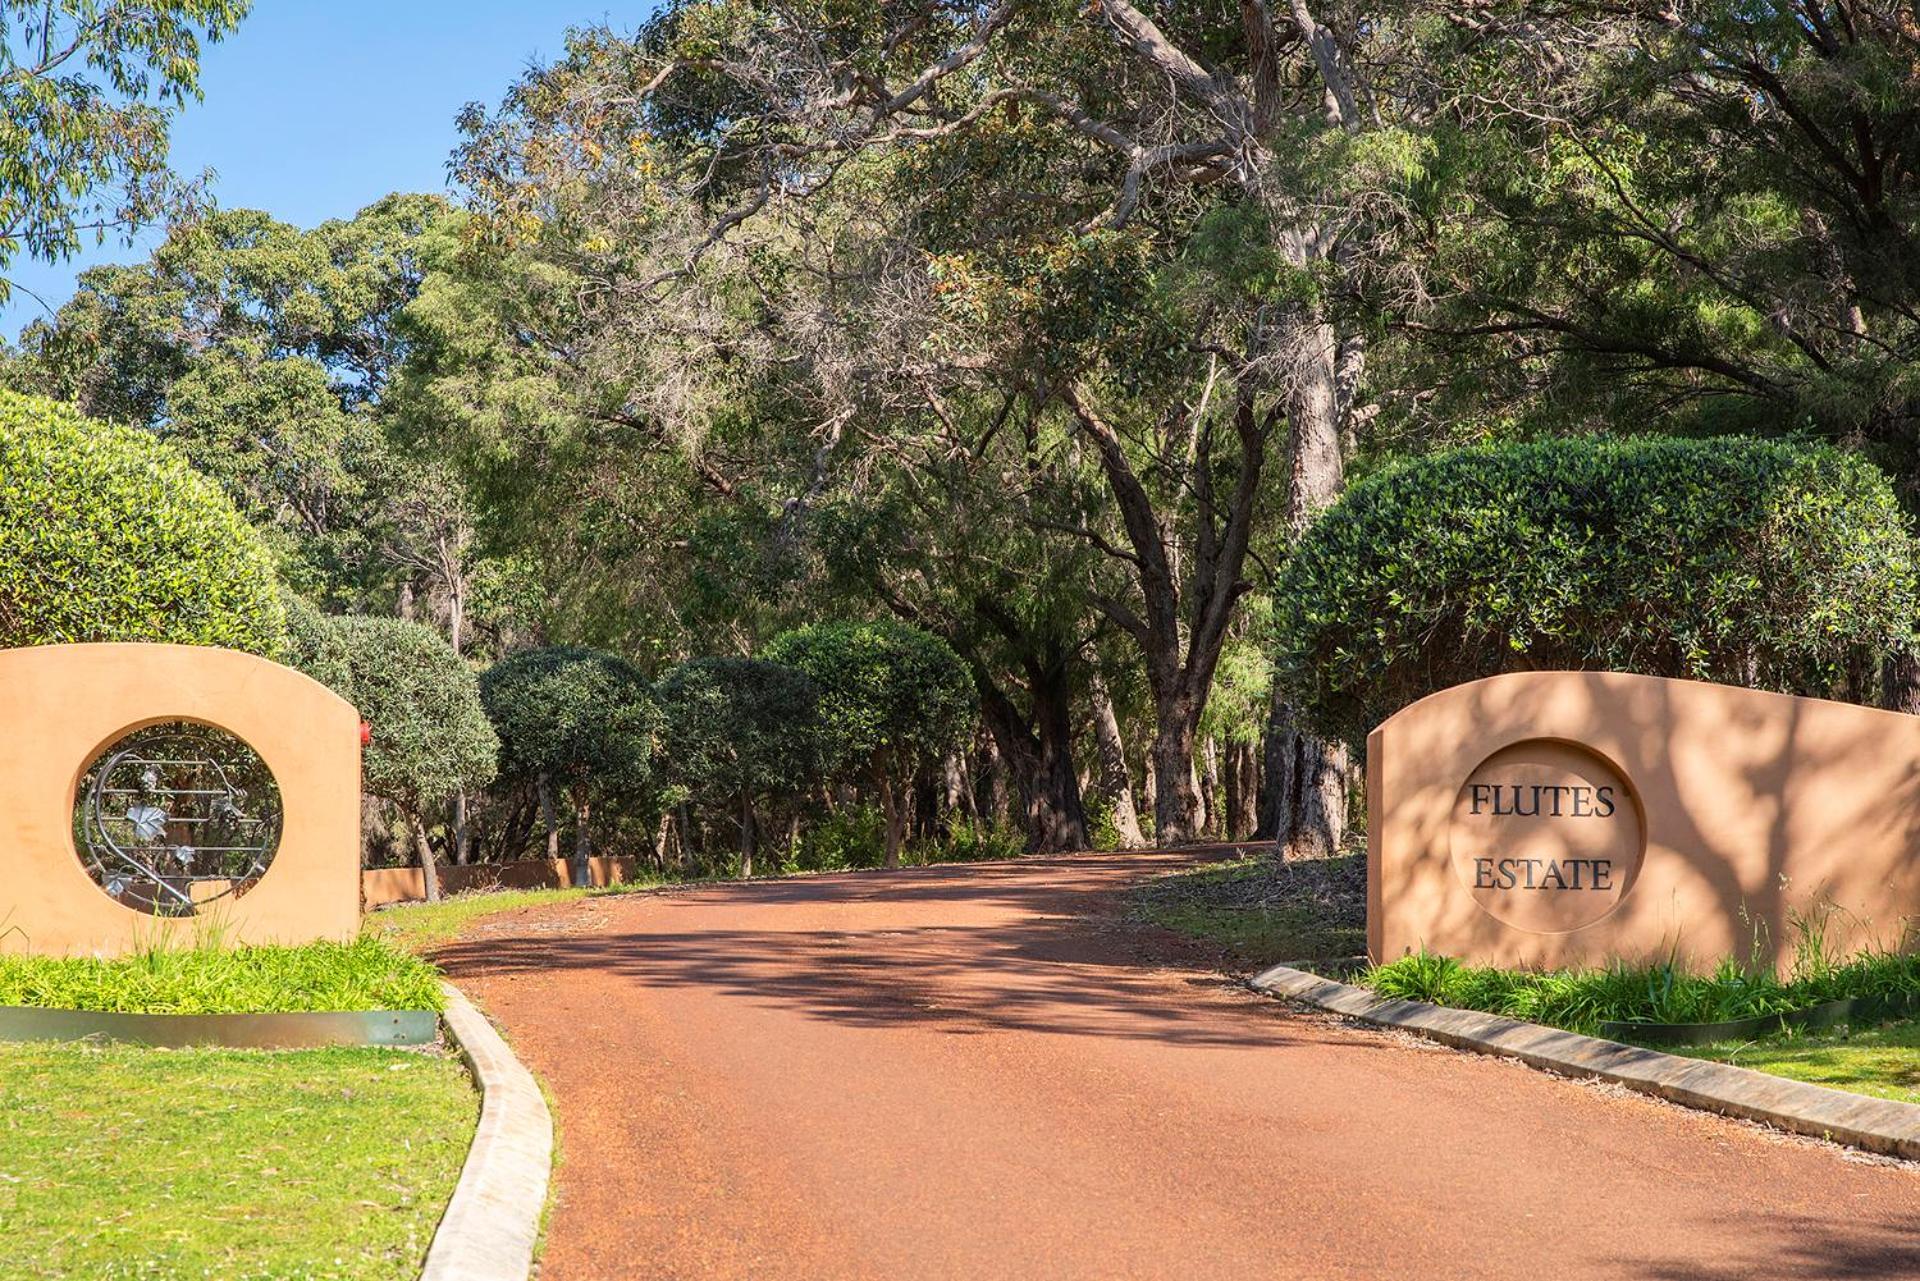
[76,723,283,916]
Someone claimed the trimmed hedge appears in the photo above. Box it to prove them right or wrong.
[0,390,283,652]
[1273,436,1919,748]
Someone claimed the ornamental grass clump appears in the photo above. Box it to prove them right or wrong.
[0,935,444,1015]
[1362,946,1920,1036]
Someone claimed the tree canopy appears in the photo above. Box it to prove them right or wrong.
[0,0,248,299]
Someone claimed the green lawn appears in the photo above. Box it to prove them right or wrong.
[0,1042,476,1281]
[1674,1022,1920,1105]
[364,885,598,952]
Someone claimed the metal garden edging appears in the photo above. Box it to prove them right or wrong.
[0,1004,437,1048]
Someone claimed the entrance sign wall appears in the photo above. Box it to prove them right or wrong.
[0,644,360,957]
[1369,671,1920,970]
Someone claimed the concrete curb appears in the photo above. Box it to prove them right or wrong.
[1250,963,1920,1161]
[423,981,553,1281]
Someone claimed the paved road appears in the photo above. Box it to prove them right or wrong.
[438,852,1920,1280]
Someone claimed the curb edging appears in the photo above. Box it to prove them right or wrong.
[424,981,553,1281]
[1250,963,1920,1161]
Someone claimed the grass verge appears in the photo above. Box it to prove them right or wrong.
[1127,853,1365,970]
[0,935,442,1014]
[1357,948,1920,1107]
[366,886,599,952]
[0,1042,476,1280]
[1671,1022,1920,1105]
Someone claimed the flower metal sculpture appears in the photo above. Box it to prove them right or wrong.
[77,723,282,916]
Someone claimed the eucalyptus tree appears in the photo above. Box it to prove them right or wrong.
[1392,3,1920,460]
[0,0,248,301]
[8,195,470,613]
[448,0,1436,849]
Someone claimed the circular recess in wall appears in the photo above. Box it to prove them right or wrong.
[74,722,283,917]
[1448,739,1645,934]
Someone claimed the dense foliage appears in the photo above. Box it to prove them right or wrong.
[0,0,247,296]
[0,390,284,652]
[765,621,975,867]
[653,657,823,875]
[481,646,659,869]
[320,616,498,896]
[21,3,1920,884]
[483,647,656,791]
[1273,437,1920,748]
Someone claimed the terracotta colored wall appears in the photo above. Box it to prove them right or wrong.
[0,644,362,957]
[362,856,641,909]
[1369,671,1920,972]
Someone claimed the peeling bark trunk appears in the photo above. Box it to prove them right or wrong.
[739,790,757,878]
[571,789,592,888]
[1200,736,1222,839]
[538,774,560,861]
[877,774,903,869]
[452,787,471,865]
[412,815,441,904]
[1268,318,1355,859]
[1088,671,1146,848]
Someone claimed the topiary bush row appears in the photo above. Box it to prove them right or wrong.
[1272,436,1920,748]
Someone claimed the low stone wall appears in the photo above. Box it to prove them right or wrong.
[363,856,640,909]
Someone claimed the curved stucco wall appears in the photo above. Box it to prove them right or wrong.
[0,643,361,957]
[1368,670,1920,972]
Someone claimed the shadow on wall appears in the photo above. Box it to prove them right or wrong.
[1374,671,1920,973]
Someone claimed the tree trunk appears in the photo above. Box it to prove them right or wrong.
[1088,670,1145,848]
[977,664,1088,852]
[1268,318,1355,858]
[1230,740,1258,840]
[1200,736,1222,840]
[739,790,757,878]
[1150,697,1204,845]
[653,810,675,872]
[571,789,592,888]
[877,774,903,869]
[538,774,560,861]
[412,814,441,904]
[1264,702,1351,859]
[982,733,1010,826]
[1884,648,1920,714]
[452,787,471,865]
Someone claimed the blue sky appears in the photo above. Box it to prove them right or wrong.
[3,1,659,334]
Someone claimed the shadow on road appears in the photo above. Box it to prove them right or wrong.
[433,851,1360,1051]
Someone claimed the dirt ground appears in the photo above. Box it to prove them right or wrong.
[439,851,1920,1281]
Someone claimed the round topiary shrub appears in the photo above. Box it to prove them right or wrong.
[763,620,975,867]
[653,656,823,877]
[0,390,284,652]
[481,646,659,875]
[1272,436,1920,749]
